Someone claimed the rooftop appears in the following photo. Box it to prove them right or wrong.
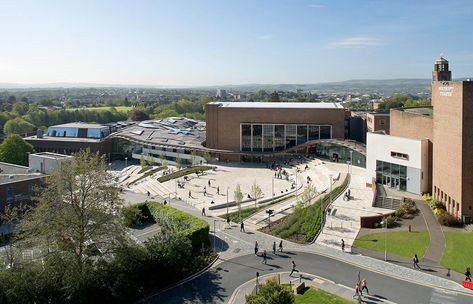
[50,122,108,129]
[393,106,433,117]
[210,101,344,109]
[0,162,45,185]
[31,152,73,160]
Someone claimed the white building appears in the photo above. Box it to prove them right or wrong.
[366,132,430,195]
[28,152,72,174]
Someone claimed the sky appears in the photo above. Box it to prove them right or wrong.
[0,0,472,86]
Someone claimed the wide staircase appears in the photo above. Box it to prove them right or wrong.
[373,184,401,210]
[130,177,173,198]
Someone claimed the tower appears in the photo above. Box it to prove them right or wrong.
[432,55,451,81]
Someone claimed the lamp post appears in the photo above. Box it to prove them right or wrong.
[384,217,388,261]
[226,187,230,217]
[271,177,275,204]
[329,174,333,204]
[213,219,217,252]
[295,170,298,197]
[350,151,353,173]
[125,156,128,168]
[346,161,350,174]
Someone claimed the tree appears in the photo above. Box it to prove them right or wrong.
[234,184,243,222]
[175,154,182,169]
[250,181,263,208]
[160,151,168,167]
[203,151,211,163]
[0,134,34,166]
[140,154,146,168]
[3,117,35,135]
[298,183,318,206]
[270,91,281,102]
[12,101,29,116]
[246,278,294,304]
[0,204,30,268]
[146,153,154,166]
[18,150,125,272]
[128,110,149,121]
[190,151,197,167]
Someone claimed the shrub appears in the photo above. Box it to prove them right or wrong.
[146,201,210,250]
[246,278,294,304]
[438,213,462,227]
[433,208,445,216]
[429,199,445,211]
[422,193,433,201]
[381,215,398,228]
[121,203,152,227]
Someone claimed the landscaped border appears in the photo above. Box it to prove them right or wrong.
[157,165,216,183]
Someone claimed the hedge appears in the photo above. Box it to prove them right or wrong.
[157,165,216,183]
[145,202,210,250]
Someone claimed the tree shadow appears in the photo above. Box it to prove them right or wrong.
[146,269,226,303]
[209,235,229,252]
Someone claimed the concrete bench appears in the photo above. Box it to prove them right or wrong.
[293,282,305,294]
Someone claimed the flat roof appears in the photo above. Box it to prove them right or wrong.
[0,162,45,185]
[393,106,433,117]
[31,152,72,159]
[210,101,344,109]
[50,122,108,129]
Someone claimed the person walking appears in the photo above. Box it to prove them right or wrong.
[352,283,360,299]
[360,278,369,295]
[279,240,283,252]
[254,241,259,255]
[217,186,220,195]
[262,250,267,264]
[208,180,211,187]
[341,239,345,252]
[202,207,206,217]
[203,186,207,196]
[465,267,472,282]
[188,190,191,198]
[272,241,276,255]
[147,191,150,198]
[240,221,245,232]
[226,216,231,227]
[290,260,299,276]
[413,253,421,269]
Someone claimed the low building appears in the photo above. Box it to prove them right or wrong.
[28,152,72,174]
[366,132,430,195]
[366,112,390,134]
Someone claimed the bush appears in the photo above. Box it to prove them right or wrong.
[429,199,445,211]
[381,215,398,228]
[422,193,433,201]
[146,202,210,249]
[121,203,151,227]
[433,207,445,216]
[246,278,294,304]
[396,199,417,218]
[438,213,462,227]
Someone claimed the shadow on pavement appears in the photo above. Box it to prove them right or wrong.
[210,235,229,252]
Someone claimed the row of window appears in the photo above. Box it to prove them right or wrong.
[375,160,407,191]
[434,186,464,215]
[391,151,409,160]
[241,124,332,152]
[143,145,192,155]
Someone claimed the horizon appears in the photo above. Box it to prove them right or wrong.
[1,0,472,86]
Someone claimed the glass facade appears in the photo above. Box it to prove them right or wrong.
[309,143,366,168]
[241,123,332,152]
[375,160,407,191]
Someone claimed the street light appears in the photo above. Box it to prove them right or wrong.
[226,187,230,217]
[329,174,333,204]
[384,217,388,261]
[271,177,275,204]
[350,151,353,174]
[125,157,128,168]
[295,170,298,197]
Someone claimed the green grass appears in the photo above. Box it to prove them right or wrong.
[295,287,354,304]
[157,165,215,183]
[440,231,473,273]
[66,106,133,113]
[219,195,295,223]
[353,231,429,258]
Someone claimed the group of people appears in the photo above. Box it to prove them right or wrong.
[353,277,369,299]
[254,240,284,265]
[161,168,174,176]
[343,188,351,201]
[274,167,290,180]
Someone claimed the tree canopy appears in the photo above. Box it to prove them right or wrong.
[3,117,35,135]
[0,134,34,166]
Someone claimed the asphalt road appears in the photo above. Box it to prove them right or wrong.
[147,251,473,304]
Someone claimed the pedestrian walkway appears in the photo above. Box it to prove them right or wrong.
[416,200,445,263]
[316,163,392,251]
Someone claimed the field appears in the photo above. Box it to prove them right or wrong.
[353,231,429,258]
[440,231,473,273]
[66,106,133,113]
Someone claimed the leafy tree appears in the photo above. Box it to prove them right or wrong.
[175,154,182,169]
[3,117,35,135]
[12,101,29,116]
[146,153,154,165]
[128,110,149,121]
[190,151,197,166]
[160,151,168,167]
[0,134,34,166]
[203,151,211,163]
[140,154,146,168]
[298,183,318,206]
[246,278,294,304]
[250,181,263,208]
[270,91,281,102]
[234,184,243,222]
[19,150,125,272]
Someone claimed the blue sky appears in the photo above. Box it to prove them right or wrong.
[1,0,472,86]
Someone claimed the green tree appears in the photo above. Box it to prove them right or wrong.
[246,278,294,304]
[270,91,281,102]
[250,181,263,208]
[190,151,197,166]
[175,154,182,169]
[160,151,168,167]
[0,134,34,166]
[19,150,125,272]
[298,183,318,206]
[234,184,243,222]
[140,154,146,168]
[3,117,35,135]
[146,153,154,165]
[12,101,29,116]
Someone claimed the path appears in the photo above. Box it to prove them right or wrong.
[417,200,446,264]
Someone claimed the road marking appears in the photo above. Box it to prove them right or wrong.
[312,277,325,284]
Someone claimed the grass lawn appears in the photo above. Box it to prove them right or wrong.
[353,231,429,258]
[67,106,133,113]
[440,231,473,273]
[295,287,354,304]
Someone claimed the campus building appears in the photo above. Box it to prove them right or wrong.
[366,56,473,220]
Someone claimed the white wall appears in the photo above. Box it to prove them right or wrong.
[366,132,423,191]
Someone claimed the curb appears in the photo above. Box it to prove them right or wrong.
[137,254,220,303]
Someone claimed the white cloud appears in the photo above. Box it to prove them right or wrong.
[309,4,325,8]
[325,37,383,49]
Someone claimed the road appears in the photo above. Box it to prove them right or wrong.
[146,251,472,304]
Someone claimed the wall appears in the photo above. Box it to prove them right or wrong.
[0,178,43,216]
[25,138,113,156]
[206,103,346,151]
[28,153,72,174]
[366,113,390,134]
[461,82,473,217]
[390,109,433,140]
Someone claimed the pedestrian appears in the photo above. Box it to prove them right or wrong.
[347,188,351,197]
[273,241,276,255]
[279,240,283,252]
[203,186,206,196]
[465,267,472,282]
[202,207,206,216]
[290,260,299,276]
[262,250,267,264]
[254,241,259,255]
[227,216,231,227]
[240,221,245,232]
[352,283,360,299]
[217,186,220,195]
[361,278,369,295]
[188,190,191,198]
[413,253,420,269]
[208,180,211,187]
[341,239,345,252]
[147,191,150,198]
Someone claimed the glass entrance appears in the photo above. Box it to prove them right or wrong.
[376,160,407,191]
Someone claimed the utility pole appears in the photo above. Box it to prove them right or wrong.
[384,217,388,261]
[226,187,229,217]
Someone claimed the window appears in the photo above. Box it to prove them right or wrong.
[308,125,319,141]
[241,124,251,151]
[252,124,262,151]
[391,151,408,160]
[380,119,385,126]
[320,126,331,139]
[263,124,274,152]
[297,125,308,145]
[274,125,285,151]
[285,125,297,149]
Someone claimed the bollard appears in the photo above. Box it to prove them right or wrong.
[278,273,281,284]
[299,274,302,283]
[447,268,451,277]
[409,224,411,232]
